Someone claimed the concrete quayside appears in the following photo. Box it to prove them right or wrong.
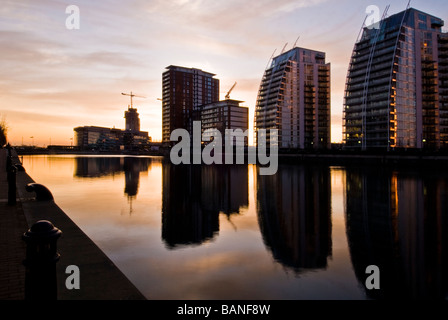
[0,148,146,300]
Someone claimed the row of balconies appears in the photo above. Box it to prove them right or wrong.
[346,76,392,93]
[354,31,400,55]
[348,60,394,80]
[345,91,390,105]
[345,101,390,114]
[351,45,396,67]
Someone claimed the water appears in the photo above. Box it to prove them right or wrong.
[20,155,448,300]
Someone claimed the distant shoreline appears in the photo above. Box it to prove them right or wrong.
[15,147,448,167]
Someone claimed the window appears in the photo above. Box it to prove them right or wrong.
[418,22,427,30]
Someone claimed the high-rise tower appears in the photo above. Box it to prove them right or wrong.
[344,8,448,150]
[162,65,220,145]
[255,47,331,149]
[124,107,140,132]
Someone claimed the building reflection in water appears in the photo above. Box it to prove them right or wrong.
[345,167,448,299]
[74,157,154,212]
[256,165,332,274]
[161,162,248,249]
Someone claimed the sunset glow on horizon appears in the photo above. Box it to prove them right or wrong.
[2,0,447,147]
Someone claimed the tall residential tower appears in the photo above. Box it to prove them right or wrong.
[344,8,448,150]
[162,65,220,145]
[255,47,331,149]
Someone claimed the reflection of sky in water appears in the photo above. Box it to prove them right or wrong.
[20,155,362,299]
[21,155,448,300]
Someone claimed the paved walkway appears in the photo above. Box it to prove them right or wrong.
[0,148,146,300]
[0,148,27,300]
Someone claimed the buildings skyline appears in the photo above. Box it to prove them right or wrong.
[162,65,250,148]
[3,2,448,147]
[74,104,150,151]
[97,6,448,153]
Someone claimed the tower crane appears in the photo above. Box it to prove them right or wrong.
[121,91,146,109]
[225,82,237,100]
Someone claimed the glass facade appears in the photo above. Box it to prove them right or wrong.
[439,34,448,148]
[344,8,448,150]
[255,47,331,149]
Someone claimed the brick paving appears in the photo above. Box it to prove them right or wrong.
[0,148,27,300]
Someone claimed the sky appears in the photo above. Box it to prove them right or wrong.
[1,0,448,147]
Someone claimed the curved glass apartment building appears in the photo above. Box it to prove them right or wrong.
[255,47,331,150]
[344,8,448,150]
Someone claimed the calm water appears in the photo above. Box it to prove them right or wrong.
[20,155,448,300]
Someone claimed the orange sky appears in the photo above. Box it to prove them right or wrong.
[1,0,447,146]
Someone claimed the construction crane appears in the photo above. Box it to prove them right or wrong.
[225,82,237,100]
[121,91,146,109]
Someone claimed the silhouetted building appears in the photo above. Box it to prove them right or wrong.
[125,106,140,132]
[74,107,150,151]
[162,65,220,145]
[345,166,448,299]
[74,126,123,151]
[256,165,332,273]
[161,163,248,249]
[344,8,448,149]
[255,47,331,149]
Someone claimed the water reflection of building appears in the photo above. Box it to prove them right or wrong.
[161,163,248,249]
[345,167,448,299]
[256,165,332,274]
[74,156,152,199]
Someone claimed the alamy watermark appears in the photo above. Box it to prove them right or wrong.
[365,265,380,290]
[366,5,380,30]
[65,5,80,30]
[65,265,80,290]
[170,121,278,176]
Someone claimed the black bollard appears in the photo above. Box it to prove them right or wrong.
[6,155,11,172]
[25,183,54,201]
[14,164,26,172]
[22,220,62,300]
[7,165,16,205]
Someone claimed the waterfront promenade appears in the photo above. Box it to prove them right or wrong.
[0,148,145,300]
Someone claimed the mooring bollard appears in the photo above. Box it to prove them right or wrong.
[25,183,54,201]
[7,165,16,205]
[14,164,25,172]
[6,154,11,172]
[6,144,11,157]
[22,220,62,300]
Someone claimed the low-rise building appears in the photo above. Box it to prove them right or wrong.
[200,99,249,146]
[74,106,150,151]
